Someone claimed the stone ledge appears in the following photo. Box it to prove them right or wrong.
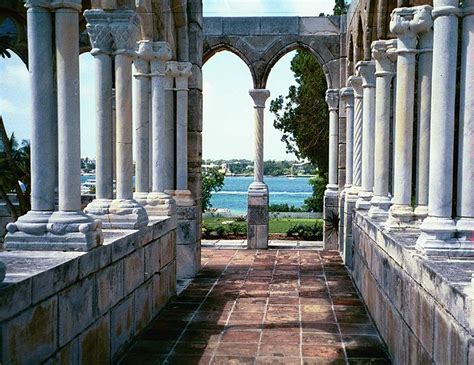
[352,212,474,364]
[0,217,177,364]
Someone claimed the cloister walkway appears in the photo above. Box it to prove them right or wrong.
[119,248,391,364]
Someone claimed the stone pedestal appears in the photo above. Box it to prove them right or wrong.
[247,89,270,249]
[247,182,269,250]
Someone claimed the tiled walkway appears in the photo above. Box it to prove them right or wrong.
[120,249,391,364]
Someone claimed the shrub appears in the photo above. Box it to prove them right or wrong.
[268,203,306,212]
[286,221,323,240]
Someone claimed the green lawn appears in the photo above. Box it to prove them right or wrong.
[203,217,321,234]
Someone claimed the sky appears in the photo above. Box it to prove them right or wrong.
[0,0,336,161]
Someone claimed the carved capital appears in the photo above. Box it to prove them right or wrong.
[325,89,339,111]
[372,39,397,75]
[390,6,433,45]
[84,10,113,55]
[356,61,376,88]
[340,87,354,108]
[152,41,173,62]
[249,89,271,108]
[348,75,363,98]
[109,10,140,53]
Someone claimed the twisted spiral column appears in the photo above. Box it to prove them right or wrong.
[349,76,363,189]
[249,89,270,183]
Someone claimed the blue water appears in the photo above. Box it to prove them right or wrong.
[211,176,312,214]
[81,175,313,214]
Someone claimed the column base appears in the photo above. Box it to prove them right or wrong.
[107,199,149,229]
[324,184,339,198]
[415,216,474,257]
[168,190,194,207]
[355,191,372,210]
[133,192,149,206]
[456,217,474,242]
[145,192,176,217]
[247,182,269,249]
[385,204,418,231]
[368,195,391,219]
[345,187,360,204]
[5,210,103,251]
[414,205,428,221]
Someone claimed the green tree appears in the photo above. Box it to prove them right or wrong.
[302,173,327,213]
[201,167,225,212]
[270,49,329,174]
[333,0,349,15]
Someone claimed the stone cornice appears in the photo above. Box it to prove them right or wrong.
[249,89,271,108]
[325,89,339,111]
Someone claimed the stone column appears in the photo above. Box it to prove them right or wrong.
[146,41,174,216]
[349,76,364,192]
[247,89,270,250]
[133,40,153,205]
[355,61,376,210]
[340,87,355,266]
[170,62,193,204]
[323,89,339,250]
[456,1,474,243]
[368,40,397,219]
[5,0,57,247]
[387,6,433,229]
[414,23,434,220]
[48,1,102,249]
[108,10,148,229]
[83,10,115,221]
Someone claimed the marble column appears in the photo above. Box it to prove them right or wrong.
[368,40,397,219]
[456,1,474,243]
[171,62,193,206]
[133,40,153,205]
[323,89,339,250]
[349,76,364,193]
[417,1,460,254]
[247,89,270,250]
[146,42,174,216]
[108,11,148,229]
[83,10,115,221]
[355,61,376,210]
[48,1,102,249]
[340,87,355,266]
[5,0,57,247]
[414,23,434,220]
[387,6,433,229]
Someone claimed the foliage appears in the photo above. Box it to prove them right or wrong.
[286,221,324,241]
[302,173,328,212]
[0,116,31,220]
[333,0,349,15]
[268,203,307,213]
[202,220,247,239]
[324,210,340,239]
[270,50,329,174]
[201,167,225,212]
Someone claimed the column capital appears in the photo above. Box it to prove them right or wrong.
[372,39,398,75]
[390,6,433,49]
[152,41,173,62]
[249,89,271,108]
[109,10,140,54]
[356,61,376,88]
[432,2,462,19]
[340,87,354,108]
[84,10,113,56]
[348,75,363,98]
[325,89,339,111]
[166,61,193,79]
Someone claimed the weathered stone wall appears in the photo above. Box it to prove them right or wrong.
[352,212,474,364]
[0,217,177,364]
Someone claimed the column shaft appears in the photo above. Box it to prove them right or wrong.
[254,106,265,183]
[457,2,474,239]
[28,6,55,212]
[163,72,175,190]
[325,89,339,194]
[349,76,363,189]
[56,8,81,211]
[115,53,134,200]
[95,53,114,199]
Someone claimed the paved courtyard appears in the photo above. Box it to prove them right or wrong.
[120,248,391,364]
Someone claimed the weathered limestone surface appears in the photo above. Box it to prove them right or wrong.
[352,212,474,365]
[0,218,177,364]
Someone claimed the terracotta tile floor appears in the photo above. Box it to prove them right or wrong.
[120,249,391,365]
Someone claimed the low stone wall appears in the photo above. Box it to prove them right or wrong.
[0,217,177,364]
[352,212,474,364]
